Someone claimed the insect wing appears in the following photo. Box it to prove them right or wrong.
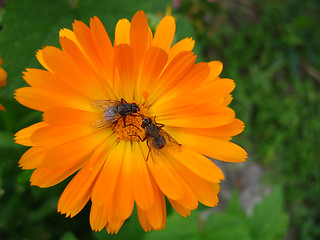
[93,99,119,111]
[92,100,120,128]
[147,139,162,164]
[159,129,182,152]
[92,117,114,128]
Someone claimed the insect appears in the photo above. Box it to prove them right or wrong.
[93,98,140,129]
[139,117,182,162]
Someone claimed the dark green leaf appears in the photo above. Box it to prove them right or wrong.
[144,212,200,240]
[249,186,289,240]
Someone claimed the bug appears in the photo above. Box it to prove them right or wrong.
[139,117,182,162]
[93,98,140,129]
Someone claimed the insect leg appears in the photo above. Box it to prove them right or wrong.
[122,117,141,131]
[146,141,151,162]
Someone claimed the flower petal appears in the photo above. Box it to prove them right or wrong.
[168,199,191,217]
[18,146,48,169]
[115,18,130,45]
[136,47,168,101]
[171,131,247,162]
[149,51,196,104]
[42,130,107,168]
[90,16,114,79]
[168,37,194,63]
[58,139,114,216]
[179,118,245,137]
[113,44,135,101]
[90,203,108,232]
[137,177,166,230]
[30,156,88,188]
[170,159,221,207]
[147,153,184,200]
[112,142,134,219]
[153,16,175,52]
[205,61,223,82]
[172,147,224,183]
[43,107,101,126]
[91,141,125,206]
[31,124,97,146]
[130,11,148,67]
[132,142,154,210]
[15,122,48,146]
[159,106,235,128]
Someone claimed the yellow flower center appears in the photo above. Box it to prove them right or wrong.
[113,114,145,141]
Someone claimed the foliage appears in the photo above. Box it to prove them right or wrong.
[176,0,320,239]
[145,187,288,240]
[0,0,318,239]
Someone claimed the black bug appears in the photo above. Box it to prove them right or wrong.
[93,98,140,128]
[139,117,181,162]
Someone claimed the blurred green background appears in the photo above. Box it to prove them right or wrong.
[0,0,319,239]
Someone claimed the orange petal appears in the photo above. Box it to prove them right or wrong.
[171,131,247,162]
[158,106,235,128]
[22,69,92,111]
[15,87,68,112]
[91,141,125,206]
[172,147,224,183]
[114,18,130,45]
[59,36,112,98]
[43,107,101,126]
[36,49,52,72]
[130,11,148,67]
[153,16,176,52]
[31,124,97,146]
[0,66,7,83]
[137,47,168,100]
[30,156,88,188]
[195,78,235,100]
[168,37,194,63]
[137,207,153,232]
[149,51,196,104]
[106,216,125,234]
[179,118,245,137]
[205,61,223,82]
[65,184,92,218]
[90,203,108,232]
[15,122,48,146]
[72,20,105,72]
[170,159,221,207]
[59,28,79,47]
[39,47,104,100]
[18,146,48,169]
[169,199,191,217]
[90,16,114,79]
[42,130,107,168]
[58,139,114,216]
[112,142,134,219]
[113,44,135,101]
[132,142,154,210]
[137,177,166,230]
[147,153,184,200]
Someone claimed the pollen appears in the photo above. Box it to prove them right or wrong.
[113,115,145,141]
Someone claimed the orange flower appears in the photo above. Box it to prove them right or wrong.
[0,57,7,110]
[15,11,247,233]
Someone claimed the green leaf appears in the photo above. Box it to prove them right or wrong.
[204,213,252,240]
[0,131,15,148]
[0,0,76,98]
[144,212,200,240]
[0,0,172,99]
[203,190,252,240]
[61,231,79,240]
[249,186,289,240]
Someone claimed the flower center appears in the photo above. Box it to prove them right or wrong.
[113,114,145,141]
